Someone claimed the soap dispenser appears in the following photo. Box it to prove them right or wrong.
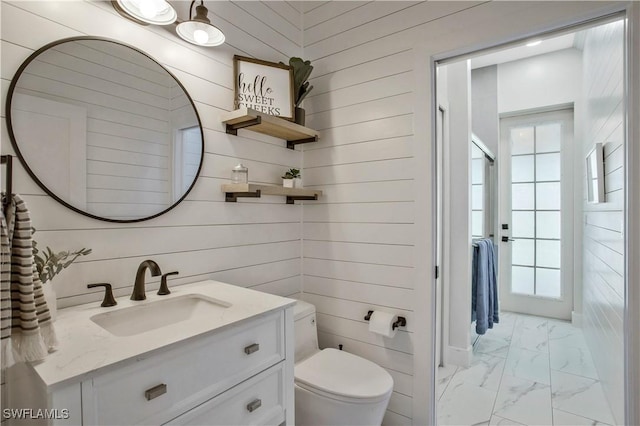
[231,163,248,184]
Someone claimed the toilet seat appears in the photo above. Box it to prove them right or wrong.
[294,348,393,404]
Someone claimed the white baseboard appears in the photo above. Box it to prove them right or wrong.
[446,345,472,368]
[571,311,583,327]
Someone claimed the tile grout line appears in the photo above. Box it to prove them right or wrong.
[437,366,457,404]
[547,319,555,426]
[488,313,517,421]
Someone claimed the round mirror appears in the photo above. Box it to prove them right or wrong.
[6,37,204,222]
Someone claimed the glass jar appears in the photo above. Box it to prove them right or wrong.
[231,163,248,184]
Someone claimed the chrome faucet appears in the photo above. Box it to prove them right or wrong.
[131,260,162,300]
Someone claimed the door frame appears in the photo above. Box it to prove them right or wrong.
[422,4,640,425]
[435,104,448,367]
[623,3,640,422]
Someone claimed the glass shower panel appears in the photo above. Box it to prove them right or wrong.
[536,153,561,181]
[512,183,535,210]
[512,266,535,295]
[472,185,484,209]
[471,144,485,239]
[536,240,561,268]
[536,268,561,298]
[512,155,534,182]
[471,141,495,241]
[472,158,485,184]
[512,211,535,238]
[511,127,534,154]
[513,239,534,266]
[536,212,561,239]
[536,182,561,210]
[472,211,483,237]
[535,123,561,153]
[510,120,562,298]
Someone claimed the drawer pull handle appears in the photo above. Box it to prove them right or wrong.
[145,383,167,401]
[244,343,260,355]
[246,398,262,413]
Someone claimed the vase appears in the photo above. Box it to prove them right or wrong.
[293,178,302,188]
[42,283,57,320]
[283,179,294,188]
[294,107,305,126]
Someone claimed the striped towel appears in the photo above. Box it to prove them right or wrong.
[1,201,11,366]
[1,194,57,367]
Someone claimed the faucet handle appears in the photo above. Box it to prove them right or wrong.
[87,283,117,307]
[158,271,179,295]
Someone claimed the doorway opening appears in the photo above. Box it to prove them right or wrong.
[435,17,626,426]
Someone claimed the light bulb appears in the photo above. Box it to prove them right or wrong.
[138,0,158,18]
[193,29,209,45]
[526,40,542,47]
[116,0,176,25]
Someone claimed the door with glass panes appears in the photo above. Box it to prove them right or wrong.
[499,109,573,320]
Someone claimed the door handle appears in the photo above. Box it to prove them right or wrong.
[501,236,515,242]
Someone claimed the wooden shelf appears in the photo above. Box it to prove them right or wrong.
[222,183,322,204]
[221,108,319,149]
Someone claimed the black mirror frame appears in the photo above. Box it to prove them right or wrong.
[5,36,205,223]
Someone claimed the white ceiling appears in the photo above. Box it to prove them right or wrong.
[470,33,576,69]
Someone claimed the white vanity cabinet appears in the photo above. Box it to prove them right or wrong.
[83,310,289,425]
[7,281,295,426]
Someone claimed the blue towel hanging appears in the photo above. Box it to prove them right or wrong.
[472,238,499,335]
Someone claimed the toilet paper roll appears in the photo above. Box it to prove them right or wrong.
[368,311,398,338]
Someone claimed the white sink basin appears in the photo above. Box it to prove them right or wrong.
[90,294,232,337]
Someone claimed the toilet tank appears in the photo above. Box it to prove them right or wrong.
[293,300,319,363]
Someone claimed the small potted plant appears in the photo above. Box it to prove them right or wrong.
[33,231,91,319]
[282,168,301,188]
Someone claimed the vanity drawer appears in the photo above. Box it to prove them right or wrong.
[83,311,284,426]
[165,362,285,426]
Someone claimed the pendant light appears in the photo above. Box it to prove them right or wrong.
[176,1,225,47]
[112,0,177,25]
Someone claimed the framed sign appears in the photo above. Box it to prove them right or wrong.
[233,55,294,121]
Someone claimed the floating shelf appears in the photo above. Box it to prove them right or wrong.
[221,108,319,150]
[222,183,322,204]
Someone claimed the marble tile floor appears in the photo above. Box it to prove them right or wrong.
[437,312,617,426]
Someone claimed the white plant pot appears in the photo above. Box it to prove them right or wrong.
[293,178,302,188]
[42,283,57,321]
[283,179,294,188]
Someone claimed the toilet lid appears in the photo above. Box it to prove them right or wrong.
[295,348,393,401]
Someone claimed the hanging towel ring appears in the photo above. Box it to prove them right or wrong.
[1,155,13,215]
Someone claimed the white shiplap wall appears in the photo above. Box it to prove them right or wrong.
[2,2,635,425]
[301,4,423,423]
[581,20,625,425]
[0,0,303,307]
[299,2,630,425]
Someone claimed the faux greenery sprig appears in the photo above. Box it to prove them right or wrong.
[282,168,301,179]
[282,57,314,107]
[32,230,92,284]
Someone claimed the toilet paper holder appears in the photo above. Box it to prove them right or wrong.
[364,310,407,330]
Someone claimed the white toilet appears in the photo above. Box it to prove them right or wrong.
[293,300,394,426]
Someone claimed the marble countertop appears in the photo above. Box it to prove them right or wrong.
[32,280,295,390]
